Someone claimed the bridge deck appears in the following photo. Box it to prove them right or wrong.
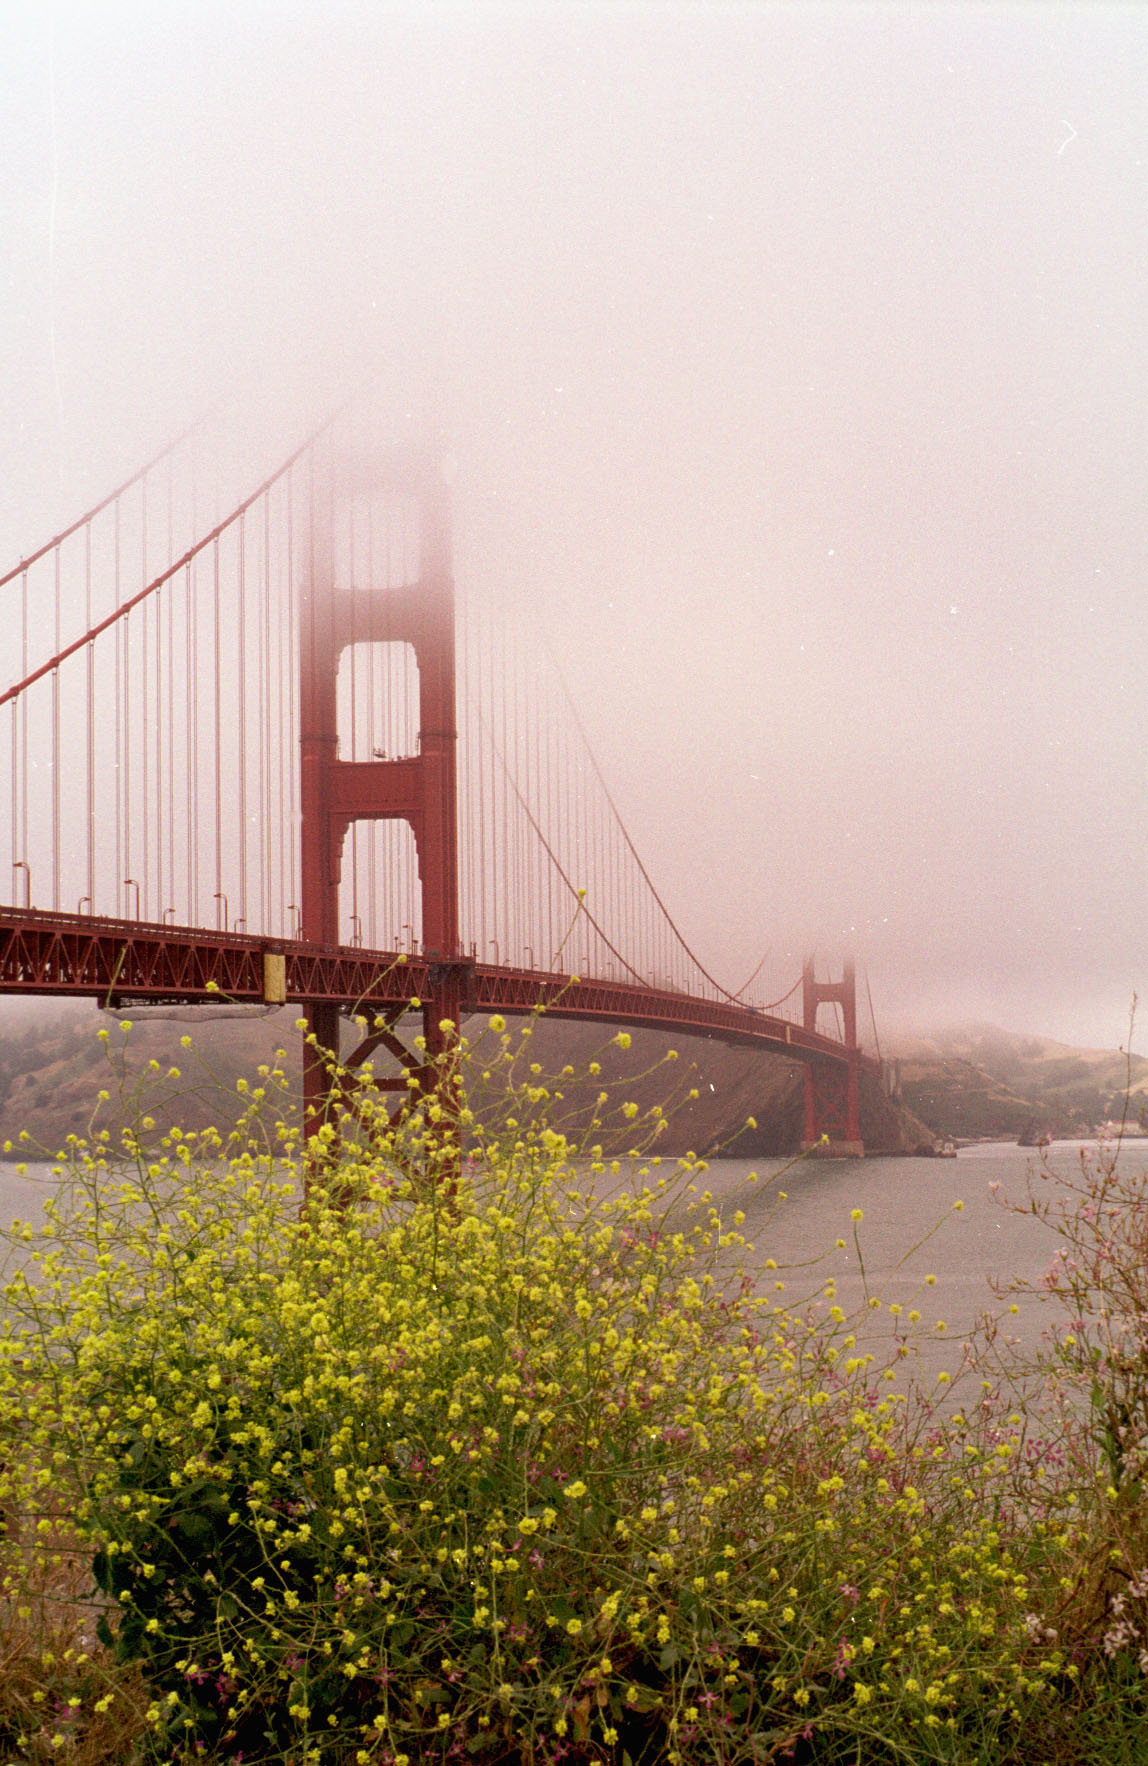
[0,907,871,1071]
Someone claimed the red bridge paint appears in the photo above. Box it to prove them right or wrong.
[0,425,869,1153]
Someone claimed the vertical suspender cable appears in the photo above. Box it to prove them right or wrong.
[497,613,508,965]
[113,500,122,913]
[213,535,222,925]
[408,492,415,942]
[532,633,541,968]
[164,463,175,921]
[578,739,587,973]
[85,528,95,907]
[254,495,263,930]
[153,510,163,921]
[593,755,602,974]
[510,620,520,962]
[541,660,552,967]
[346,485,358,939]
[140,481,149,917]
[187,468,197,928]
[260,491,271,935]
[521,628,530,964]
[284,473,292,937]
[367,490,379,948]
[51,548,60,908]
[141,597,150,920]
[273,479,283,935]
[187,558,198,928]
[123,607,132,917]
[18,568,27,899]
[8,693,14,906]
[557,702,569,969]
[453,563,461,953]
[237,511,248,928]
[476,598,485,957]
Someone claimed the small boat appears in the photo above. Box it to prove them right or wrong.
[936,1139,957,1159]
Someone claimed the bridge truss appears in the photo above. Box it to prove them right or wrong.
[0,411,872,1152]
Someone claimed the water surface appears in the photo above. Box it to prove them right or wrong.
[2,1139,1130,1398]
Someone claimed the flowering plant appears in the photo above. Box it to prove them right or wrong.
[0,1015,1098,1762]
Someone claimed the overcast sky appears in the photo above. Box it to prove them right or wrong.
[1,1,1145,1049]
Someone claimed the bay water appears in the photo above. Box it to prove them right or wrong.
[1,1139,1130,1400]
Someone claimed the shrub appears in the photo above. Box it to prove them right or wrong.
[0,1015,1105,1762]
[0,1535,147,1764]
[1001,1129,1148,1695]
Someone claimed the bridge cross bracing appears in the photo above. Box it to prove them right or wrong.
[0,411,873,1151]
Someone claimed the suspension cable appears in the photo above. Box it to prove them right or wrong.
[541,639,797,1008]
[0,414,210,592]
[865,968,883,1064]
[478,708,649,987]
[0,412,340,710]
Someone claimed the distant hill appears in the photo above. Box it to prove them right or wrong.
[887,1022,1148,1141]
[0,998,935,1160]
[472,1019,938,1159]
[0,999,303,1157]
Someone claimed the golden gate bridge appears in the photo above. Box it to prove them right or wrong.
[0,410,875,1152]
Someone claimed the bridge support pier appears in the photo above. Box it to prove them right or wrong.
[802,1056,863,1158]
[302,1000,343,1136]
[800,959,863,1156]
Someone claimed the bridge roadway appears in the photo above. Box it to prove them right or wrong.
[0,905,874,1075]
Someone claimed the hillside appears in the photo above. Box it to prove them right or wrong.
[477,1018,937,1159]
[888,1022,1148,1141]
[0,1000,304,1156]
[0,999,933,1160]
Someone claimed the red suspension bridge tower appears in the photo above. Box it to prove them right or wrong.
[801,958,862,1156]
[0,412,876,1154]
[298,454,471,1126]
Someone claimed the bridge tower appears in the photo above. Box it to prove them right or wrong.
[801,958,863,1156]
[298,454,468,1129]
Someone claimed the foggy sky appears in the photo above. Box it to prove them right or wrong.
[1,1,1146,1049]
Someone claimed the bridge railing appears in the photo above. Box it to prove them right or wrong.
[0,412,852,1043]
